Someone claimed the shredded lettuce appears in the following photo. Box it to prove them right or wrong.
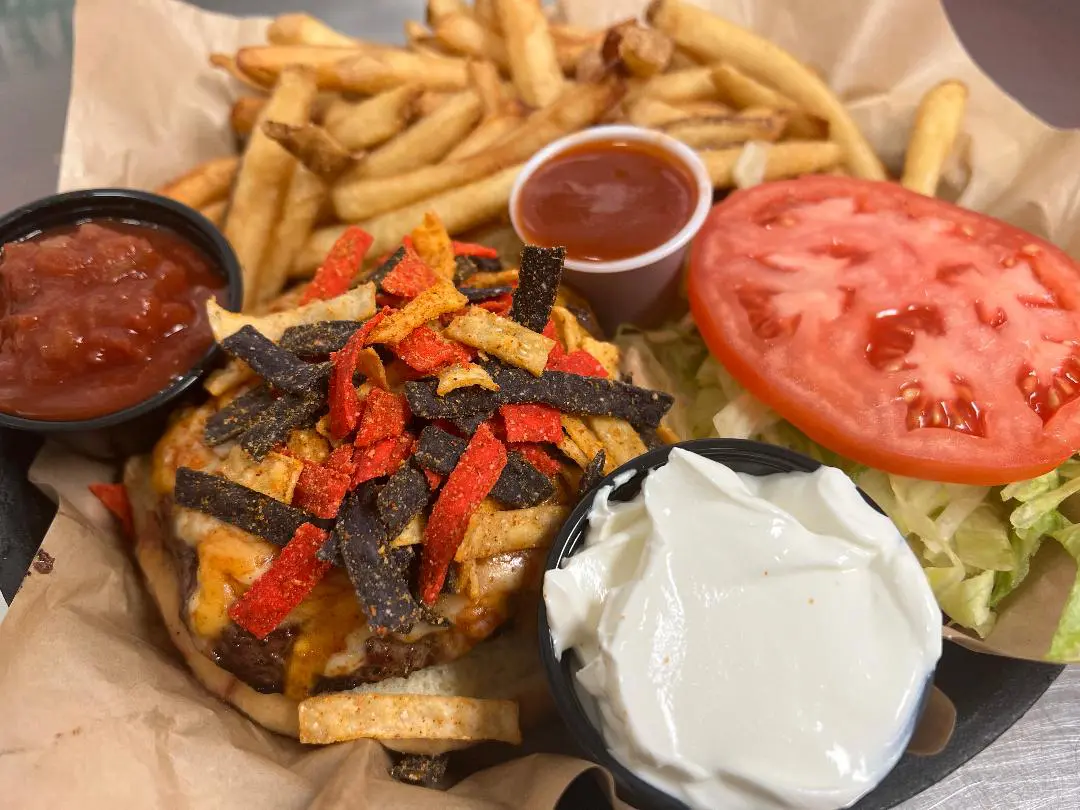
[617,318,1080,660]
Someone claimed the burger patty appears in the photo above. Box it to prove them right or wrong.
[151,399,520,701]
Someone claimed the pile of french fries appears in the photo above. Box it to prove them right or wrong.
[156,0,969,314]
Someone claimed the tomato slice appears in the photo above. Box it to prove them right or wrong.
[688,176,1080,485]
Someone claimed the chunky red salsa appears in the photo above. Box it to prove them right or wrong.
[0,220,225,421]
[515,138,699,263]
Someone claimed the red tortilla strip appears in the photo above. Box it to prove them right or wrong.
[452,240,499,259]
[420,423,507,603]
[510,443,563,477]
[301,226,374,304]
[324,444,357,476]
[228,523,331,640]
[328,309,391,440]
[391,325,469,374]
[353,433,416,485]
[500,403,563,444]
[354,387,410,447]
[543,320,566,366]
[548,349,608,378]
[423,468,444,490]
[476,292,514,316]
[89,482,134,538]
[380,246,440,299]
[293,461,351,519]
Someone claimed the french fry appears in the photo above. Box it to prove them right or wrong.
[334,49,471,94]
[901,80,968,196]
[256,166,326,304]
[474,0,500,32]
[496,0,565,107]
[661,108,787,148]
[699,140,844,187]
[673,99,735,117]
[322,85,422,152]
[468,60,512,116]
[261,121,355,179]
[444,114,523,162]
[648,0,885,179]
[627,96,695,128]
[332,81,619,221]
[296,165,523,276]
[225,66,317,309]
[417,91,454,117]
[711,63,827,139]
[198,200,227,228]
[434,14,510,70]
[404,20,446,57]
[341,90,482,182]
[604,20,673,79]
[454,505,569,562]
[156,156,239,209]
[266,13,356,47]
[426,0,473,26]
[230,97,265,138]
[298,693,520,746]
[236,45,377,89]
[209,53,268,91]
[629,66,716,104]
[551,25,605,73]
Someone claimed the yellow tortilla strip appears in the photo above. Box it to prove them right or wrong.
[454,505,569,562]
[585,415,648,468]
[436,363,500,396]
[444,307,554,376]
[206,284,376,343]
[368,282,468,345]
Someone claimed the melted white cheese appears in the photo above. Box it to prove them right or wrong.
[545,448,941,810]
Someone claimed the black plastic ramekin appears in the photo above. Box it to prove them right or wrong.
[0,188,243,459]
[538,438,932,810]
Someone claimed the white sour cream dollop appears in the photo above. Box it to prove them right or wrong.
[544,448,941,810]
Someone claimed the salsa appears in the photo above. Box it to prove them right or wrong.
[0,220,225,421]
[515,138,698,263]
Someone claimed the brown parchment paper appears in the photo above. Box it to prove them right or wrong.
[1,0,1075,804]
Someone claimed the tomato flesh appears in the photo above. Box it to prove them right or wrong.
[688,176,1080,485]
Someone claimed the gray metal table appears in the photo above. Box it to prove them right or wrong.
[1,1,1078,807]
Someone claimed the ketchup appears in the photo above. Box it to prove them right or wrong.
[0,220,225,421]
[515,139,698,263]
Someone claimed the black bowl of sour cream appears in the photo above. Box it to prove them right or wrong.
[538,438,941,810]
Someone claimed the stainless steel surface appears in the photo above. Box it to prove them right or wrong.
[1,0,1078,807]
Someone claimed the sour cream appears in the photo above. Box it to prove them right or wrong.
[544,449,941,810]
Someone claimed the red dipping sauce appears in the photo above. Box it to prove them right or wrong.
[0,220,225,421]
[515,138,699,263]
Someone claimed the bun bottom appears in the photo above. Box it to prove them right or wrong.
[125,456,552,754]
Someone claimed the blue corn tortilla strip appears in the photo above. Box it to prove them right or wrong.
[240,390,326,461]
[376,462,431,540]
[367,246,405,288]
[390,754,449,788]
[510,246,564,332]
[414,425,553,508]
[174,467,331,546]
[458,285,516,303]
[404,379,499,423]
[579,451,607,497]
[482,361,673,429]
[453,255,479,286]
[334,486,423,634]
[565,305,602,340]
[466,254,501,274]
[204,384,275,446]
[279,320,364,356]
[221,325,326,394]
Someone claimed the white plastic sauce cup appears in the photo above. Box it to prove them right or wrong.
[509,124,713,334]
